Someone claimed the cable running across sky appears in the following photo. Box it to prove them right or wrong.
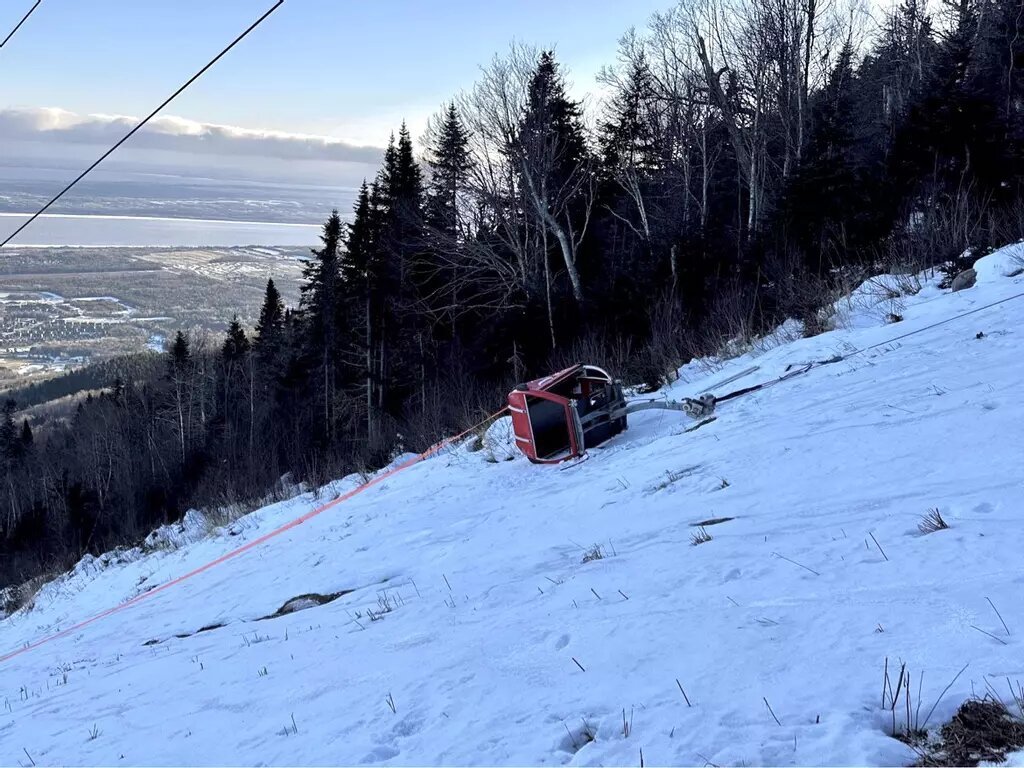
[0,0,42,50]
[0,0,285,248]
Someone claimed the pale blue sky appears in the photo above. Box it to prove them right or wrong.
[1,0,668,149]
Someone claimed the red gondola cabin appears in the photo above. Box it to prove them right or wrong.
[507,364,627,463]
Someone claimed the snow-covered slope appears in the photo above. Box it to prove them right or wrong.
[3,247,1024,767]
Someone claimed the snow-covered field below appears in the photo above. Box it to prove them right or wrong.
[2,247,1024,766]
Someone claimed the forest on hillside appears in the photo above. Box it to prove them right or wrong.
[3,0,1024,591]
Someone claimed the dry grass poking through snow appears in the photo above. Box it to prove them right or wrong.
[919,508,950,534]
[690,527,713,546]
[1006,246,1024,276]
[911,697,1024,766]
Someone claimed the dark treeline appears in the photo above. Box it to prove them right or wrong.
[4,0,1024,589]
[3,353,163,411]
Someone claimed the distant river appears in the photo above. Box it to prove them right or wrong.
[0,212,320,247]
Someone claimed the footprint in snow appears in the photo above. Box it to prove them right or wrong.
[554,633,570,650]
[390,716,423,738]
[722,567,743,582]
[360,745,399,764]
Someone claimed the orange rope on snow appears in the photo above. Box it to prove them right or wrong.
[0,408,508,665]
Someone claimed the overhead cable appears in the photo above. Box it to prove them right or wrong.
[0,0,285,248]
[0,0,42,50]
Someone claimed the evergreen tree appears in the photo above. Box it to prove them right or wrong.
[0,399,17,461]
[596,48,673,316]
[342,183,375,287]
[217,316,252,468]
[367,124,427,420]
[20,419,33,451]
[425,104,472,238]
[395,122,424,206]
[517,51,592,307]
[249,277,289,451]
[892,0,1015,218]
[302,211,344,348]
[254,279,285,354]
[166,331,192,466]
[221,316,251,362]
[599,51,657,171]
[168,331,190,377]
[422,105,473,332]
[521,52,590,192]
[871,0,937,132]
[987,0,1024,128]
[111,375,125,404]
[371,138,401,302]
[300,211,345,440]
[377,134,399,208]
[339,181,378,439]
[785,42,866,268]
[388,121,426,290]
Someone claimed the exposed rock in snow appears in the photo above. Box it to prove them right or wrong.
[952,267,978,291]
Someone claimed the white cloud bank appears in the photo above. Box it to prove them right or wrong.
[0,107,384,165]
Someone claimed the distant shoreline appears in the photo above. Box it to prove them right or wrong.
[0,245,305,250]
[0,212,321,228]
[0,212,321,248]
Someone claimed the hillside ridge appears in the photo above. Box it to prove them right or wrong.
[2,245,1023,766]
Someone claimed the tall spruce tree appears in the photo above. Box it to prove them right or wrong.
[166,331,191,465]
[221,316,250,362]
[340,182,378,440]
[426,103,472,238]
[785,42,864,268]
[369,125,426,420]
[255,279,285,352]
[423,104,473,330]
[301,211,345,442]
[395,123,424,205]
[250,276,288,450]
[596,48,672,318]
[0,399,17,461]
[890,0,1014,224]
[394,122,428,414]
[522,52,589,191]
[168,331,190,377]
[598,52,657,171]
[217,316,252,471]
[517,51,592,307]
[388,121,425,291]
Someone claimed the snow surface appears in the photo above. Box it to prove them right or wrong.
[2,246,1024,766]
